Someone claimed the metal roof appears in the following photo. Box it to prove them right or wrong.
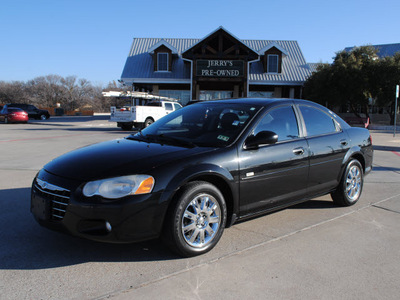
[344,43,400,58]
[121,36,312,85]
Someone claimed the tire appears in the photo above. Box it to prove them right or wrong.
[331,159,363,206]
[163,181,227,257]
[4,117,8,124]
[143,118,154,128]
[40,114,47,120]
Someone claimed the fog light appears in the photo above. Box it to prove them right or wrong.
[105,221,112,232]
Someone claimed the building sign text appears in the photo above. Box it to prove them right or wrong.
[196,60,244,77]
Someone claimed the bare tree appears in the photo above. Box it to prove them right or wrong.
[0,74,113,113]
[0,81,29,104]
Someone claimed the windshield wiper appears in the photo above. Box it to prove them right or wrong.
[145,134,197,148]
[126,131,148,142]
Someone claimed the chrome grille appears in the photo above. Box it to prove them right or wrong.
[34,178,71,221]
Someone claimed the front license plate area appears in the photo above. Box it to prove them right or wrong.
[31,193,51,220]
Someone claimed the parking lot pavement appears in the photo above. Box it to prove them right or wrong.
[0,120,399,300]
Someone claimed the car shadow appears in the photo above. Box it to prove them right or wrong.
[0,187,178,271]
[372,166,400,172]
[373,145,400,152]
[292,199,335,209]
[30,115,111,123]
[22,127,132,134]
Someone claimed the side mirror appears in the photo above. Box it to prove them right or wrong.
[245,131,278,150]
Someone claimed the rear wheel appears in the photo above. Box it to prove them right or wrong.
[144,118,154,128]
[163,181,227,257]
[331,159,363,206]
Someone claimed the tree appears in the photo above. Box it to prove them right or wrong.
[369,53,400,124]
[0,81,29,103]
[304,46,379,119]
[26,75,65,108]
[0,74,111,112]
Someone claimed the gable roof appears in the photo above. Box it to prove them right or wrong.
[257,42,289,56]
[344,43,400,58]
[121,30,312,85]
[147,39,179,54]
[182,26,259,59]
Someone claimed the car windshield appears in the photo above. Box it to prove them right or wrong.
[129,102,262,147]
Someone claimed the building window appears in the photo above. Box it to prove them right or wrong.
[157,53,168,71]
[159,90,191,105]
[249,91,275,98]
[199,91,233,101]
[267,55,279,73]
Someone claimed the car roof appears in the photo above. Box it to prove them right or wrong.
[197,97,324,107]
[195,98,331,110]
[196,98,290,106]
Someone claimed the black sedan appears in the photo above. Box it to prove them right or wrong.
[31,98,373,257]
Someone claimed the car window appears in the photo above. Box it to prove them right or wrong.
[174,103,181,111]
[299,105,338,136]
[253,106,299,142]
[164,103,173,111]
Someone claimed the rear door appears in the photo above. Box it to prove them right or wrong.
[297,104,350,195]
[239,104,310,215]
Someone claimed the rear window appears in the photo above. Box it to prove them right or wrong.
[8,108,23,112]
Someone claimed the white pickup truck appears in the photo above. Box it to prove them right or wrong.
[110,99,182,130]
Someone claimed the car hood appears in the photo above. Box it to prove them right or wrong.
[44,138,214,181]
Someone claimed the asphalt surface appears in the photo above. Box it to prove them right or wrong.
[0,116,399,300]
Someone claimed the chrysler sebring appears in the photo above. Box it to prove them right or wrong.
[31,98,373,257]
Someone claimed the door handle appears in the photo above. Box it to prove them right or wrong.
[340,139,348,146]
[293,147,304,155]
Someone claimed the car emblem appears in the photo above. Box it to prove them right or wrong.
[36,178,69,192]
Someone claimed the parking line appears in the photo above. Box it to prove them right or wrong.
[393,151,400,157]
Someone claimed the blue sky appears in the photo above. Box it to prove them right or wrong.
[1,0,399,86]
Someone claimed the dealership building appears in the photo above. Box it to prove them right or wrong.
[120,27,312,105]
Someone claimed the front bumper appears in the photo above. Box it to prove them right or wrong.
[31,170,166,243]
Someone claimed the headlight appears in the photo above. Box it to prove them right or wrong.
[82,175,155,199]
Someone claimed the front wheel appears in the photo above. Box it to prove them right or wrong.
[331,159,363,206]
[163,181,227,257]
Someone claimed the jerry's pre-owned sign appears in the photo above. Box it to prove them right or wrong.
[196,60,244,77]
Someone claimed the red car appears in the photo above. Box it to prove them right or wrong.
[0,107,28,123]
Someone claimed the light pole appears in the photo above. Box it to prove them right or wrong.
[395,85,399,137]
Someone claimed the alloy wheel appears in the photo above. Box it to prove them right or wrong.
[181,193,221,248]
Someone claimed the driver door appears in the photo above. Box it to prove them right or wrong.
[239,104,310,215]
